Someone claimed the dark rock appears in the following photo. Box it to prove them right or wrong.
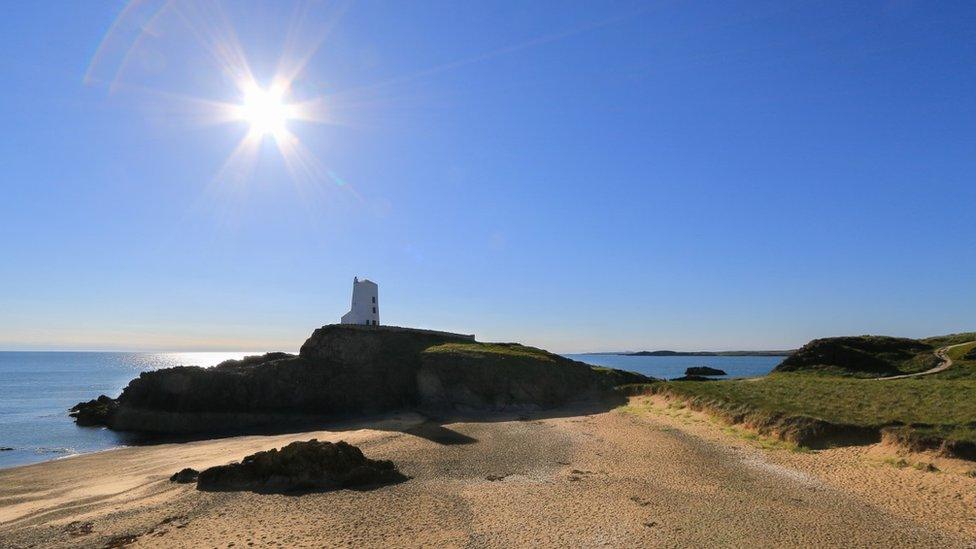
[196,439,403,493]
[965,347,976,361]
[104,327,475,433]
[170,468,199,483]
[684,366,727,376]
[214,352,295,369]
[0,447,13,451]
[103,327,473,433]
[75,325,643,434]
[68,395,118,427]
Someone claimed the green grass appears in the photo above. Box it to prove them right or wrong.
[922,332,976,348]
[657,373,976,444]
[423,342,557,361]
[947,341,976,361]
[931,341,976,380]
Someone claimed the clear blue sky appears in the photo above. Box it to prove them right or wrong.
[1,1,973,353]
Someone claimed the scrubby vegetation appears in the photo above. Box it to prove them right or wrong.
[423,342,558,361]
[774,336,937,376]
[932,341,976,380]
[965,344,976,361]
[657,374,976,431]
[922,332,976,348]
[590,366,657,386]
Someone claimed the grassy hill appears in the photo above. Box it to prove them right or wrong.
[621,332,976,460]
[773,335,937,377]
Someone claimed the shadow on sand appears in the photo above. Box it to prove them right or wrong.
[89,395,625,450]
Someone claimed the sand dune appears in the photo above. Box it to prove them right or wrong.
[1,401,974,548]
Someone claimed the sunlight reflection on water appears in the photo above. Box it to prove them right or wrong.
[0,351,268,469]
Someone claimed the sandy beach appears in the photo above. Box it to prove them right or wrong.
[2,397,975,548]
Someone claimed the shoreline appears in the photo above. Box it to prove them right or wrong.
[3,402,974,547]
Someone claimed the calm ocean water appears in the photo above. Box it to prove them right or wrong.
[0,351,782,469]
[563,354,784,381]
[0,351,263,469]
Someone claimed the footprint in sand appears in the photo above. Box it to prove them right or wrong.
[629,495,652,507]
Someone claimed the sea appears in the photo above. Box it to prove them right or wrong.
[0,351,783,469]
[0,351,263,469]
[563,353,784,381]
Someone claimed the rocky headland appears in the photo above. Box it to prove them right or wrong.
[71,325,652,434]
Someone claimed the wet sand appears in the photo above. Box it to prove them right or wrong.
[1,399,975,548]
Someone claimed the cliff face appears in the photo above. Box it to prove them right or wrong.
[417,343,610,410]
[76,325,649,434]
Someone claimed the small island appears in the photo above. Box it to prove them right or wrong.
[684,366,727,376]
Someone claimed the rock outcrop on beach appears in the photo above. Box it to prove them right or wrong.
[169,468,199,484]
[195,439,403,493]
[71,325,652,434]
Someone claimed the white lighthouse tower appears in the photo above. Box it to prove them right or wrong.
[340,277,379,326]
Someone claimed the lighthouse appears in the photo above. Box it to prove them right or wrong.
[340,277,379,326]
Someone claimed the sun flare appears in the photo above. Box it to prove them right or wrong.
[237,83,295,139]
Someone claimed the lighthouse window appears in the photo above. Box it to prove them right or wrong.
[372,296,376,303]
[372,307,377,314]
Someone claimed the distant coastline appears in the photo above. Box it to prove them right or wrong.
[579,350,795,357]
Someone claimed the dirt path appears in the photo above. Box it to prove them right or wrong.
[877,342,973,380]
[1,405,974,548]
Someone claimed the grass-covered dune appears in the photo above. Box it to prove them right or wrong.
[630,375,976,458]
[621,332,976,459]
[774,335,937,377]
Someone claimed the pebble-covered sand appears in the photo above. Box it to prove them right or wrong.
[1,399,974,548]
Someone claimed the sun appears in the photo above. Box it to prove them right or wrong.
[237,83,295,139]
